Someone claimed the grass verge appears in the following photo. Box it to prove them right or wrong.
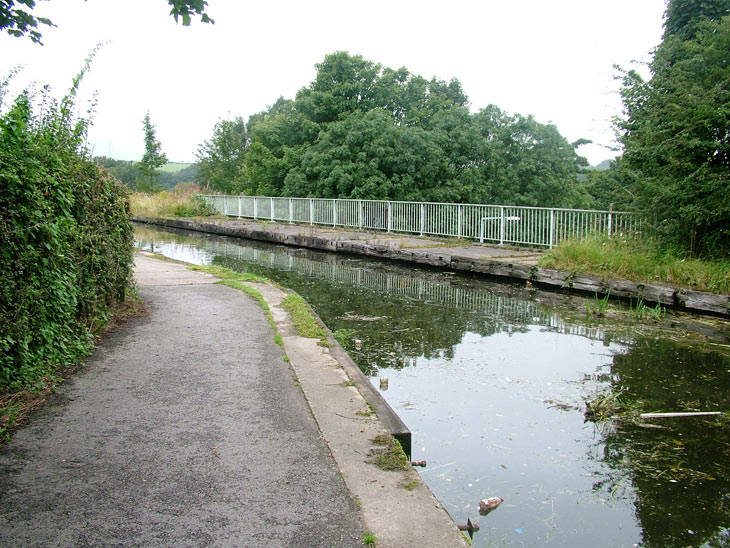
[280,294,329,345]
[539,235,730,294]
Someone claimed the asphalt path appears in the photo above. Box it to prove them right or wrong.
[0,256,364,547]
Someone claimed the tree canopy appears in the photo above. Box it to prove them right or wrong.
[197,51,590,208]
[1,0,213,44]
[611,0,730,256]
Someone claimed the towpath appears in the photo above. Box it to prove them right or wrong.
[0,254,468,548]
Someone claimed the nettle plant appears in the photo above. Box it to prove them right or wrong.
[0,51,133,391]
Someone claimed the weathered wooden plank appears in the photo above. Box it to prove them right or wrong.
[676,288,730,316]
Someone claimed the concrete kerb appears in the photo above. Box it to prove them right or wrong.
[139,253,469,548]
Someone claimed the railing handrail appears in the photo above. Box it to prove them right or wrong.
[198,194,642,248]
[197,194,637,216]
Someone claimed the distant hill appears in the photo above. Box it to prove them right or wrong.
[158,162,195,174]
[589,159,613,171]
[93,157,199,189]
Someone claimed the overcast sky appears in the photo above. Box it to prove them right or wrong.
[1,0,666,166]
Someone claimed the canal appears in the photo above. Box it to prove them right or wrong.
[135,223,730,548]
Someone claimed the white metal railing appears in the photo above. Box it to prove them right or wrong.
[199,195,641,248]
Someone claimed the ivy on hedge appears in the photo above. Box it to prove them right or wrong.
[0,70,133,392]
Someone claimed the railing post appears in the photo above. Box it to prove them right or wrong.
[420,203,425,236]
[358,200,363,230]
[223,195,228,216]
[309,198,314,225]
[549,209,555,249]
[499,206,505,245]
[289,198,293,224]
[457,204,463,239]
[387,201,392,233]
[607,205,613,237]
[333,199,337,227]
[270,197,274,221]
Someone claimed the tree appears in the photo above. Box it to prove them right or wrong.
[94,156,139,188]
[283,109,452,202]
[663,0,729,39]
[242,51,589,207]
[135,111,167,192]
[618,2,730,256]
[195,116,248,193]
[1,0,213,44]
[470,105,590,207]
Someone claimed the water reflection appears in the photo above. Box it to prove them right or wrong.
[135,224,730,548]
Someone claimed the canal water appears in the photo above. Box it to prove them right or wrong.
[135,224,730,548]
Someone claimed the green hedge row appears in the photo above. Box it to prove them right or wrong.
[0,86,133,392]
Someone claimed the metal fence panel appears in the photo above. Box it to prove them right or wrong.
[199,195,640,248]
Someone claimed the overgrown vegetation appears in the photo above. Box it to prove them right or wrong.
[540,235,730,294]
[130,183,214,217]
[280,293,329,345]
[362,531,377,546]
[0,59,133,400]
[367,434,409,471]
[333,328,356,349]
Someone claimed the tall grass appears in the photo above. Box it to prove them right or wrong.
[130,183,214,218]
[540,234,730,294]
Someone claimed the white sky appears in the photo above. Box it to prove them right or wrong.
[0,0,666,166]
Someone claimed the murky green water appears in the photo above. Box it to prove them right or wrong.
[135,224,730,548]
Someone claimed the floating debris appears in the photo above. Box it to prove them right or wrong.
[584,389,627,422]
[640,411,722,419]
[479,497,504,515]
[341,312,385,321]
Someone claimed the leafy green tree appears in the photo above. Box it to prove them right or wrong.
[284,109,453,201]
[663,0,729,39]
[135,111,167,192]
[195,116,248,193]
[1,0,213,44]
[244,99,320,195]
[94,156,139,188]
[471,105,590,207]
[242,51,589,207]
[618,4,730,256]
[580,157,639,211]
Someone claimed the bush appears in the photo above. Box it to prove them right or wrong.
[0,64,133,391]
